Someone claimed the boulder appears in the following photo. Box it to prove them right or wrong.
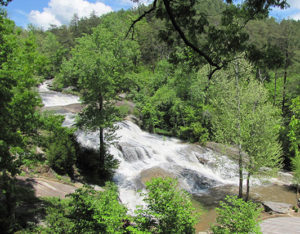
[262,201,292,214]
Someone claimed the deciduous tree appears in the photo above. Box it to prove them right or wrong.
[59,18,139,177]
[210,58,282,200]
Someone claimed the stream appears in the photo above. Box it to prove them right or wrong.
[38,81,297,232]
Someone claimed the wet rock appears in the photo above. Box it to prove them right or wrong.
[197,157,209,165]
[125,115,140,125]
[139,167,175,184]
[180,169,218,191]
[262,201,292,214]
[63,86,76,92]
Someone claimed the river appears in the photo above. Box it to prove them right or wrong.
[38,80,297,232]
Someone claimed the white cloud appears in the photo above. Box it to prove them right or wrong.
[288,0,300,20]
[291,12,300,20]
[29,10,62,28]
[270,0,300,20]
[29,0,113,30]
[121,0,152,8]
[288,0,300,9]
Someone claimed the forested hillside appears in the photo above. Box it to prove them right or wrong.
[0,0,300,233]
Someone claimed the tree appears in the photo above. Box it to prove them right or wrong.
[128,0,288,79]
[135,177,198,233]
[0,0,12,6]
[278,20,297,115]
[210,58,282,200]
[40,112,76,177]
[59,17,139,177]
[0,12,42,232]
[37,32,66,79]
[289,97,300,199]
[292,155,300,201]
[211,195,262,233]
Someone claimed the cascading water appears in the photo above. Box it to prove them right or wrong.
[39,80,80,107]
[37,81,252,212]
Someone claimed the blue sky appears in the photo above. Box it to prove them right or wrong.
[3,0,300,29]
[4,0,148,29]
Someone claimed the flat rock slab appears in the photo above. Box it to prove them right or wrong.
[262,201,292,214]
[17,176,77,199]
[260,217,300,234]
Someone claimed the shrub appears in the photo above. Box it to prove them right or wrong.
[46,129,76,176]
[39,112,77,176]
[211,195,262,234]
[135,177,198,233]
[40,183,128,233]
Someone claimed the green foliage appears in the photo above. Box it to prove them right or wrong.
[75,146,119,184]
[39,112,76,176]
[288,97,300,158]
[135,177,198,233]
[211,195,262,234]
[0,12,43,232]
[40,184,128,234]
[210,58,282,198]
[38,32,67,79]
[117,104,131,118]
[290,99,300,186]
[46,133,76,175]
[56,13,139,176]
[291,154,300,188]
[133,61,210,143]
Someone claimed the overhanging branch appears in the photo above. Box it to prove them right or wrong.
[162,0,221,69]
[125,0,158,39]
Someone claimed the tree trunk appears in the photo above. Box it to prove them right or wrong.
[297,184,299,207]
[238,145,243,199]
[245,172,251,202]
[282,48,288,114]
[99,127,105,168]
[274,71,277,106]
[99,93,105,168]
[235,61,243,199]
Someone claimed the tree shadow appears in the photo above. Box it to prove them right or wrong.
[75,146,119,186]
[13,177,53,231]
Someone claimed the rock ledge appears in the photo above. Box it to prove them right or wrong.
[262,201,292,214]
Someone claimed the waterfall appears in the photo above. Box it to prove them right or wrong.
[38,81,244,212]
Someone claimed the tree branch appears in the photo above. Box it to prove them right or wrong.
[125,0,158,39]
[162,0,221,69]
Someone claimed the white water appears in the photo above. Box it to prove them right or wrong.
[38,80,80,107]
[38,81,246,212]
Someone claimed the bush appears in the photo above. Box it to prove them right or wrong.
[76,145,119,183]
[39,112,77,176]
[211,195,262,234]
[135,177,198,233]
[39,183,128,233]
[46,130,76,176]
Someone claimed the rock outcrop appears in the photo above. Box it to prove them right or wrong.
[262,201,292,214]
